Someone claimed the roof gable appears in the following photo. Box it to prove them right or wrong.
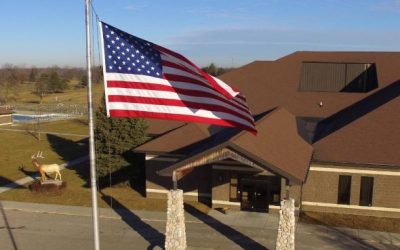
[152,108,313,184]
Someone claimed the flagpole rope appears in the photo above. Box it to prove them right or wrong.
[95,15,102,68]
[89,1,101,67]
[91,8,96,67]
[89,0,101,192]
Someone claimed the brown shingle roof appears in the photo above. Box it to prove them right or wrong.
[220,51,400,166]
[139,108,313,183]
[230,108,313,182]
[139,51,400,166]
[135,122,209,155]
[219,51,400,119]
[313,82,400,166]
[145,118,185,136]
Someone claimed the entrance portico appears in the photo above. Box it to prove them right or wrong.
[137,108,314,212]
[157,145,303,212]
[212,163,282,212]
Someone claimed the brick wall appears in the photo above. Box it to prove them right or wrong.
[301,163,400,218]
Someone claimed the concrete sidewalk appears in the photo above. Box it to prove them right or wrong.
[1,200,399,249]
[0,200,274,229]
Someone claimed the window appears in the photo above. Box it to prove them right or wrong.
[359,177,374,206]
[337,175,352,204]
[299,62,378,93]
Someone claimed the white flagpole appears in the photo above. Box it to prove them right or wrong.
[85,0,100,249]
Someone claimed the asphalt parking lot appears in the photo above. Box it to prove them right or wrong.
[1,201,399,250]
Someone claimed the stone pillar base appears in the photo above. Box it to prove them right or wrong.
[276,198,295,250]
[165,189,187,250]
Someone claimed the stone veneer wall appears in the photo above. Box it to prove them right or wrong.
[165,190,186,250]
[276,198,295,250]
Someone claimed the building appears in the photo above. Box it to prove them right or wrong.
[134,51,400,219]
[0,107,13,125]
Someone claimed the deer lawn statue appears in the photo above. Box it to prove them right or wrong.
[31,151,62,182]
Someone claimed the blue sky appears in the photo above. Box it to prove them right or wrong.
[1,0,399,67]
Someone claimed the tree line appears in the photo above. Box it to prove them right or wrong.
[0,64,103,104]
[201,63,234,76]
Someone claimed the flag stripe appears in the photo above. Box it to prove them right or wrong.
[163,66,210,86]
[108,103,255,132]
[160,54,200,76]
[162,61,203,78]
[109,109,256,132]
[107,80,251,116]
[108,95,253,123]
[106,73,249,110]
[157,46,238,98]
[106,86,254,122]
[163,72,250,107]
[108,102,252,127]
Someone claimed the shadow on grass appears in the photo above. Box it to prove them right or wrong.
[46,133,146,196]
[0,175,26,189]
[46,133,89,162]
[100,191,165,250]
[184,203,268,250]
[46,133,89,183]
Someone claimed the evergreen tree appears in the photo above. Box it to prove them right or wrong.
[47,71,61,92]
[35,73,48,103]
[29,67,37,82]
[203,63,218,76]
[202,63,232,76]
[78,75,87,88]
[95,96,148,186]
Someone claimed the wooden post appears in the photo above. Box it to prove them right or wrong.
[285,179,290,199]
[172,170,178,190]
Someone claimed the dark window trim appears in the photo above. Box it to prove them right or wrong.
[337,175,352,205]
[359,176,374,206]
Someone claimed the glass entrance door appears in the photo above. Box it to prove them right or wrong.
[240,178,269,212]
[240,180,255,211]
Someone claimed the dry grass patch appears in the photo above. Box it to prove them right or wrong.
[10,82,104,106]
[300,211,400,233]
[3,118,89,135]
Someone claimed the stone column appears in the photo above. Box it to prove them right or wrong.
[276,198,295,250]
[165,189,187,250]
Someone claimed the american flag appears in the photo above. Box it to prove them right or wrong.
[100,21,257,133]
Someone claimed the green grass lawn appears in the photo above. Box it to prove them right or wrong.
[0,118,211,213]
[1,82,210,212]
[0,119,89,185]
